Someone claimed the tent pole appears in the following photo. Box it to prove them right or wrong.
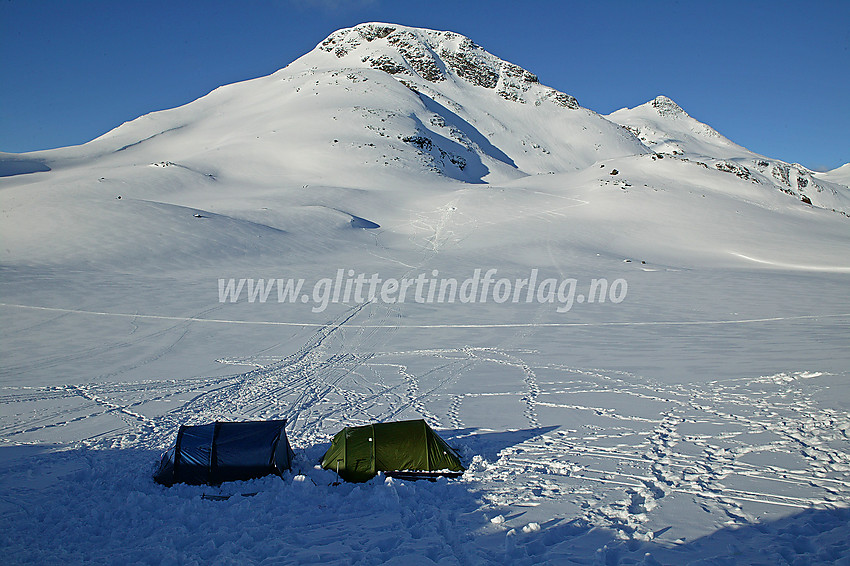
[424,420,430,470]
[172,425,186,484]
[209,422,222,485]
[371,424,376,478]
[333,458,342,486]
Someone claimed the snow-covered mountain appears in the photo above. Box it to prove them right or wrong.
[5,23,847,204]
[7,23,646,185]
[2,23,849,565]
[2,23,848,270]
[607,95,850,213]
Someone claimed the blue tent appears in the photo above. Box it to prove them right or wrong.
[154,420,294,486]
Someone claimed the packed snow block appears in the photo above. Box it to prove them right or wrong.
[154,420,294,487]
[321,419,464,483]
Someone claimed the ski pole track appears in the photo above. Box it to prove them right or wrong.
[477,442,846,540]
[3,299,380,445]
[260,301,399,441]
[91,326,193,383]
[66,384,153,426]
[463,349,541,428]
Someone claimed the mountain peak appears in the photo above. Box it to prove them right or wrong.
[650,95,686,117]
[315,23,579,108]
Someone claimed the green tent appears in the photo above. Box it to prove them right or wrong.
[321,419,464,482]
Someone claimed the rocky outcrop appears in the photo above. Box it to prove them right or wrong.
[715,160,754,180]
[386,30,445,82]
[315,23,580,108]
[439,38,499,88]
[651,95,685,117]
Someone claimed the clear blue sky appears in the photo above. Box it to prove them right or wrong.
[2,0,848,170]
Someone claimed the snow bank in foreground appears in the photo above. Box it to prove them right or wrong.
[2,441,848,565]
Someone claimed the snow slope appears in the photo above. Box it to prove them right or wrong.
[817,162,850,187]
[1,22,849,565]
[608,96,850,214]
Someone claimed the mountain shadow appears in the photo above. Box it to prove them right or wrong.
[416,91,518,170]
[0,157,51,177]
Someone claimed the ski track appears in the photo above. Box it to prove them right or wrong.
[3,341,847,539]
[6,302,849,329]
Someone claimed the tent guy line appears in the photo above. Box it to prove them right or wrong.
[3,302,849,329]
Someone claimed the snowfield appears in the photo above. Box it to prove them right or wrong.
[2,23,849,565]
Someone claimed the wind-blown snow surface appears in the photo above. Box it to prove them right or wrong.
[2,23,850,565]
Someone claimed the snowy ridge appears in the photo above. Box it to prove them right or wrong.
[816,162,850,187]
[608,95,734,156]
[608,95,850,214]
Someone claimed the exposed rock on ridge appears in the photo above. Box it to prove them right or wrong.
[318,23,579,108]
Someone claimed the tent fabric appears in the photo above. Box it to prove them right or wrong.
[321,419,464,482]
[154,420,294,486]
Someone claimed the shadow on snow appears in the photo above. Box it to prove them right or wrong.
[1,441,848,565]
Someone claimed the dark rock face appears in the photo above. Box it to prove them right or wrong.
[543,91,580,109]
[441,42,499,89]
[496,62,537,102]
[651,96,685,117]
[715,161,753,180]
[402,135,433,152]
[319,23,397,57]
[386,31,445,83]
[315,24,580,109]
[358,24,396,41]
[367,54,409,76]
[772,164,791,186]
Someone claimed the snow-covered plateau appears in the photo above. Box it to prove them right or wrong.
[1,23,849,565]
